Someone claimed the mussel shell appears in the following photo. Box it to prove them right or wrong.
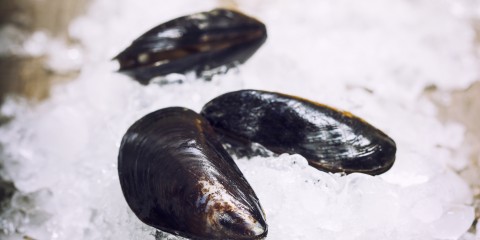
[118,107,267,239]
[114,8,267,84]
[201,90,397,175]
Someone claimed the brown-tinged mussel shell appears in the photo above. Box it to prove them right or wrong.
[201,90,397,175]
[114,8,267,84]
[118,107,267,239]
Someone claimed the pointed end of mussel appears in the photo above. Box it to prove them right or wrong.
[216,210,268,239]
[111,55,152,85]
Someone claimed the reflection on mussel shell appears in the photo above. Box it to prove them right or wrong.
[118,107,267,239]
[201,90,397,175]
[114,8,267,84]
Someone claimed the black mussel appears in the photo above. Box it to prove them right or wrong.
[118,107,267,239]
[114,8,267,84]
[201,90,397,175]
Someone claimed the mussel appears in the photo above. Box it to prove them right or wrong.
[118,107,267,239]
[114,8,267,84]
[201,90,397,175]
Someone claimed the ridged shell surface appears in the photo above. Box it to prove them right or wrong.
[114,8,267,84]
[118,107,267,239]
[201,90,397,175]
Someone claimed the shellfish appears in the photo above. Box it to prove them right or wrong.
[118,107,267,239]
[201,90,397,175]
[114,8,267,84]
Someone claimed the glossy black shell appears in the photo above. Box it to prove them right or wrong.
[118,107,267,239]
[201,90,397,175]
[114,8,267,84]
